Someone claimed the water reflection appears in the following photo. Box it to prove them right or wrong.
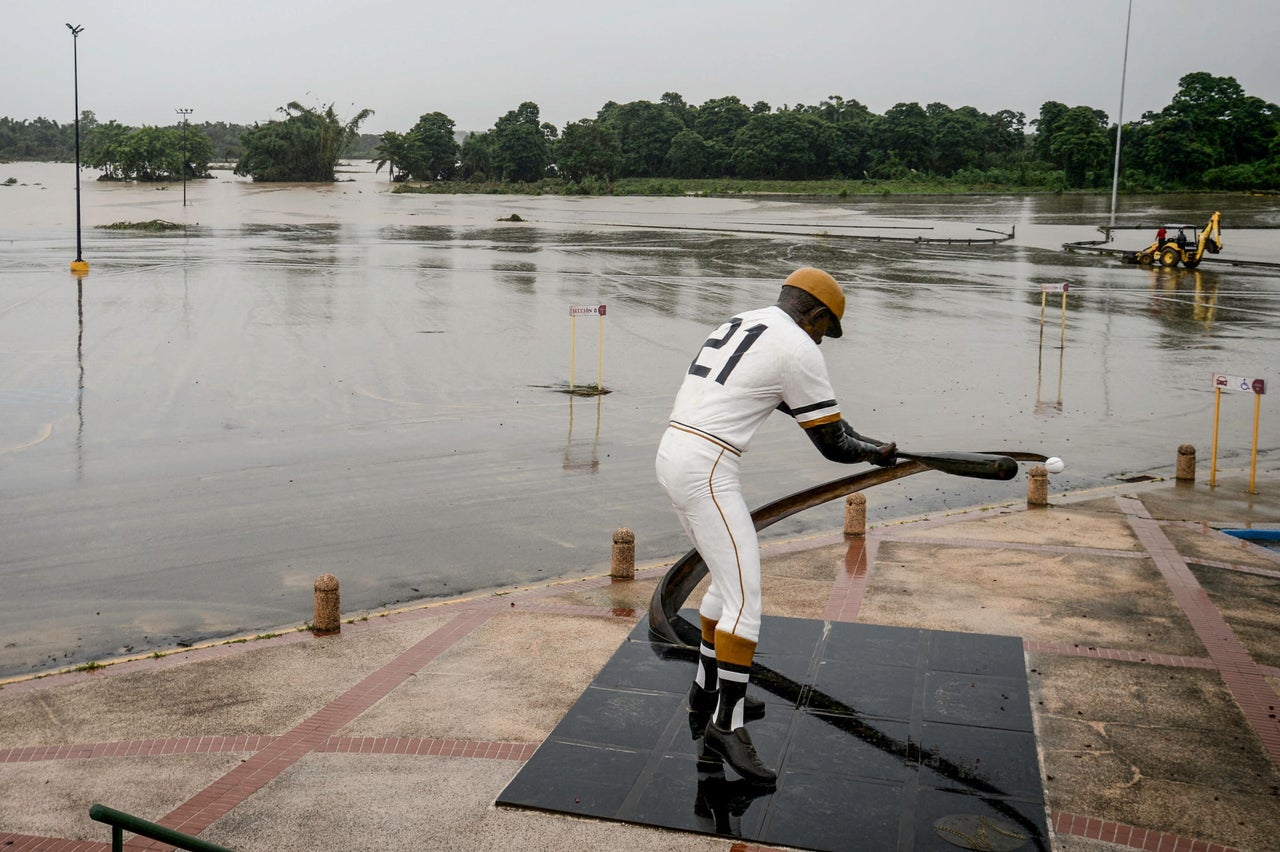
[1034,334,1064,416]
[494,261,537,293]
[1034,286,1067,416]
[468,226,545,252]
[563,393,601,473]
[694,748,770,837]
[380,224,454,242]
[1193,272,1217,325]
[75,273,86,480]
[1142,267,1232,346]
[239,222,343,243]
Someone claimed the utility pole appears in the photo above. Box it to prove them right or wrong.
[67,23,88,276]
[176,108,194,206]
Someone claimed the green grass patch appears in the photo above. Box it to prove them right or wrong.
[531,382,612,397]
[560,383,611,397]
[391,175,1087,198]
[97,219,189,232]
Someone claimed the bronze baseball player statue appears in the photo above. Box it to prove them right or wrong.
[656,267,897,786]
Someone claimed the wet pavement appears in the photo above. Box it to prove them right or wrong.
[1,162,1278,678]
[500,617,1052,850]
[0,468,1276,851]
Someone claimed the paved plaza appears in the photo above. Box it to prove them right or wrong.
[1,468,1278,851]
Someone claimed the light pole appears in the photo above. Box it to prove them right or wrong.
[175,107,194,206]
[67,23,88,276]
[1107,0,1133,237]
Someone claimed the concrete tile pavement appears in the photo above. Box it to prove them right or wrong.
[1,468,1277,851]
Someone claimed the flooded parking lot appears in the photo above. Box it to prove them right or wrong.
[2,162,1278,676]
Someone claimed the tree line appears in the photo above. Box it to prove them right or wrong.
[2,72,1275,191]
[378,73,1276,192]
[0,109,381,182]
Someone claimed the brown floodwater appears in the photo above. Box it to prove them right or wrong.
[2,162,1278,677]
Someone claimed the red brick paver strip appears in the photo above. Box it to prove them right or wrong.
[0,833,111,852]
[0,737,275,765]
[1052,810,1241,852]
[823,535,878,622]
[136,606,498,847]
[315,736,537,761]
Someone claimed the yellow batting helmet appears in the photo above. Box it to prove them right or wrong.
[782,267,845,337]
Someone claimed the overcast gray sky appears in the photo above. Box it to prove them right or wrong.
[5,0,1277,135]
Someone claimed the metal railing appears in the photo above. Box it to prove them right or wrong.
[89,804,236,852]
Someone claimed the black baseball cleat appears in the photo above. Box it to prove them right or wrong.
[687,682,766,720]
[703,722,777,787]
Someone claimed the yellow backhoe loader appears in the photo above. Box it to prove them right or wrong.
[1122,211,1222,268]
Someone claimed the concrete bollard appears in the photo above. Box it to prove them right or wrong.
[844,493,867,537]
[1176,443,1196,482]
[313,573,341,635]
[611,528,635,580]
[1027,465,1049,507]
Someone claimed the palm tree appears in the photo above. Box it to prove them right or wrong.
[237,101,374,182]
[373,131,410,181]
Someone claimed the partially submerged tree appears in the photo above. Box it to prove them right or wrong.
[405,112,461,181]
[235,101,374,181]
[490,102,552,182]
[83,120,213,181]
[372,130,411,181]
[458,131,492,181]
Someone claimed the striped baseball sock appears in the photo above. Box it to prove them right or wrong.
[713,630,757,731]
[695,616,719,692]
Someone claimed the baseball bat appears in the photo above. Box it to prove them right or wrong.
[896,450,1019,481]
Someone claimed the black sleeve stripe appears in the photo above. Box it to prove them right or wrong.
[776,402,794,416]
[789,399,838,415]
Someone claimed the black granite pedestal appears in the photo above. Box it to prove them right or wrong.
[498,614,1049,851]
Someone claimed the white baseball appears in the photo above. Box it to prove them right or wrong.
[1045,457,1065,474]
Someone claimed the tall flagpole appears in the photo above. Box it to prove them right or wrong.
[1108,0,1133,237]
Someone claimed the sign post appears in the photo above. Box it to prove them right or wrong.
[1209,373,1266,493]
[569,305,606,392]
[1040,282,1069,347]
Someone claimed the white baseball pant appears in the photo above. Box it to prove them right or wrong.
[655,425,763,644]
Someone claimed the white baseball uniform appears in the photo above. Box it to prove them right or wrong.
[655,305,843,643]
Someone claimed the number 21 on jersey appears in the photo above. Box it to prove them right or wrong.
[688,318,767,385]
